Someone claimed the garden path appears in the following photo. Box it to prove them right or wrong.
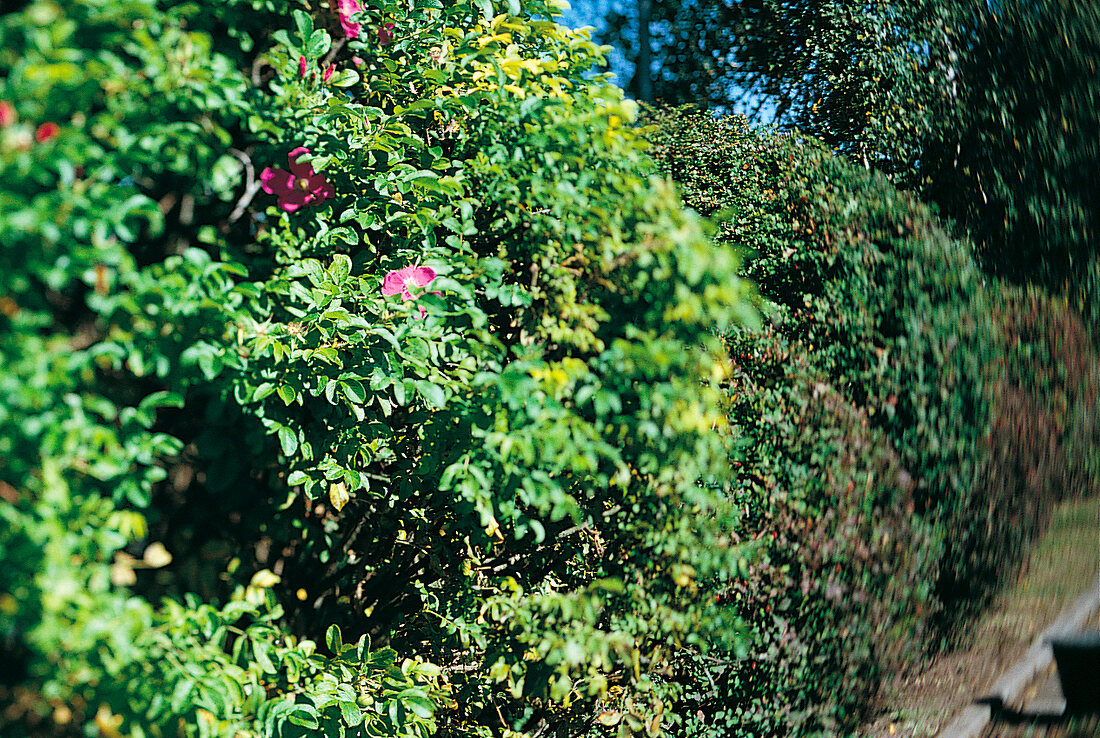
[858,495,1100,738]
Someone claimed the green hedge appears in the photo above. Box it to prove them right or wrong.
[0,2,757,736]
[640,106,1100,736]
[954,285,1100,607]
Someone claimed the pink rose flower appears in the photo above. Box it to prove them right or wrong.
[298,55,308,78]
[382,266,436,300]
[0,101,14,128]
[323,63,335,83]
[382,266,439,318]
[378,22,395,46]
[34,122,59,143]
[260,147,334,212]
[337,0,363,39]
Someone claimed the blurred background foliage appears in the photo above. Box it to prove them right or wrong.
[590,0,1099,325]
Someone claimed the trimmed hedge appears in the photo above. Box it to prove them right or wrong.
[640,106,1100,736]
[952,286,1100,611]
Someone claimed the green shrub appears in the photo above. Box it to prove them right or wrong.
[946,286,1100,609]
[2,472,436,737]
[640,106,1100,736]
[0,1,758,735]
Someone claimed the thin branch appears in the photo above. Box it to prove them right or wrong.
[250,56,270,88]
[323,37,347,68]
[228,148,263,223]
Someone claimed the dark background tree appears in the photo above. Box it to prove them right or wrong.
[591,0,1099,324]
[923,0,1099,310]
[600,0,741,107]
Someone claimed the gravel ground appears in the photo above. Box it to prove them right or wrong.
[980,715,1100,738]
[859,495,1100,738]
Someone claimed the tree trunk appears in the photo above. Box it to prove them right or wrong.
[635,0,652,100]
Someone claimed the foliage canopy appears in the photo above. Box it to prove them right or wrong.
[598,0,1100,315]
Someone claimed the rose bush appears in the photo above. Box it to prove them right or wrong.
[0,0,756,735]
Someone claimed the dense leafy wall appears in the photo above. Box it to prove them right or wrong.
[0,2,757,735]
[640,106,1100,736]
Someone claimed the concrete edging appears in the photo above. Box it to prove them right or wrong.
[936,577,1100,738]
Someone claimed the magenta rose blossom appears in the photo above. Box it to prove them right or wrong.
[0,101,15,128]
[378,22,395,46]
[34,122,59,143]
[382,266,439,318]
[260,147,334,212]
[337,0,363,38]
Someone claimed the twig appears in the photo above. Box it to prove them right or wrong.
[228,148,263,223]
[485,506,621,574]
[323,37,347,68]
[251,56,270,88]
